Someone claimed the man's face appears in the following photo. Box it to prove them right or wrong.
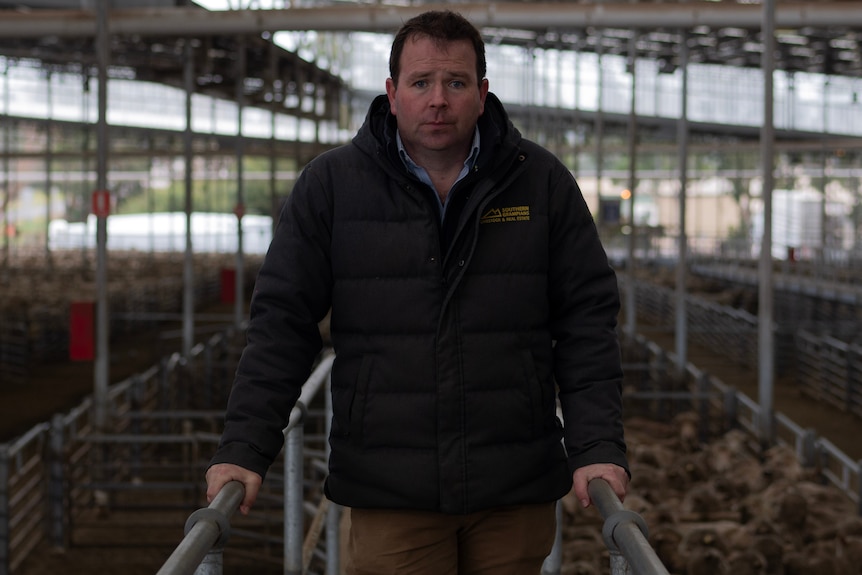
[386,36,489,162]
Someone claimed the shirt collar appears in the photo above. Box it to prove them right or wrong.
[396,127,481,180]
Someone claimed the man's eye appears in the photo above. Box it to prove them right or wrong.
[450,81,465,88]
[414,80,428,88]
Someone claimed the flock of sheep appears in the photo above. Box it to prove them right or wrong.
[559,413,861,575]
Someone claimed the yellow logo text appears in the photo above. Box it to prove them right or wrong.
[480,205,530,224]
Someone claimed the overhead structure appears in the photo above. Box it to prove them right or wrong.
[0,15,345,130]
[0,1,861,80]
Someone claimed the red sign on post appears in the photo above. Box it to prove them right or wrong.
[220,268,236,304]
[92,190,111,218]
[69,301,95,361]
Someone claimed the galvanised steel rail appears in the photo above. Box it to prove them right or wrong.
[160,348,670,575]
[157,350,335,575]
[0,422,51,575]
[156,480,245,575]
[0,329,236,575]
[14,310,860,572]
[589,479,670,575]
[158,458,668,575]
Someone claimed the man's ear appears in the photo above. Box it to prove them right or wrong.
[478,78,489,116]
[385,78,398,115]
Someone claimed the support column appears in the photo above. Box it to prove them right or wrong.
[182,40,196,357]
[675,30,690,376]
[758,0,777,445]
[93,0,111,431]
[595,32,605,207]
[234,36,247,330]
[2,63,10,268]
[44,71,53,261]
[625,33,639,337]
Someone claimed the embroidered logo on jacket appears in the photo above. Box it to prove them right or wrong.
[480,205,531,224]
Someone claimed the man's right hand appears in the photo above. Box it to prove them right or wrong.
[206,463,263,515]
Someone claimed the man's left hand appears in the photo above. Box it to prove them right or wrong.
[572,463,629,508]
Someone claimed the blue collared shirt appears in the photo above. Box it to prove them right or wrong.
[397,127,481,221]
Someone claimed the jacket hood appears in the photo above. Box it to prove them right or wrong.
[352,91,522,174]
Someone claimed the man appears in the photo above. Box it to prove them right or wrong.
[207,10,629,574]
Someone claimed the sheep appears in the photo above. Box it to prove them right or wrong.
[566,420,862,575]
[685,547,728,575]
[679,483,726,521]
[648,524,686,573]
[751,535,783,575]
[727,549,767,575]
[673,411,702,453]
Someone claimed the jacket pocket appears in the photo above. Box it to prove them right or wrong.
[348,355,373,444]
[520,350,545,439]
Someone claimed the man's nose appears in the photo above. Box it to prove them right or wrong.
[428,83,448,106]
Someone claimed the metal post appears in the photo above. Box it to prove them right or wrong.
[800,429,818,468]
[159,481,244,575]
[93,0,110,432]
[2,62,10,267]
[556,47,565,157]
[571,48,580,174]
[182,40,195,358]
[0,447,10,575]
[589,479,669,575]
[675,30,690,377]
[284,420,304,575]
[609,551,633,575]
[80,75,91,266]
[91,0,112,519]
[324,374,342,575]
[758,0,777,446]
[233,36,247,330]
[625,33,639,337]
[193,549,224,575]
[820,79,829,267]
[268,39,279,227]
[325,501,342,575]
[595,32,605,206]
[540,500,563,575]
[131,375,143,479]
[44,71,53,260]
[49,414,66,550]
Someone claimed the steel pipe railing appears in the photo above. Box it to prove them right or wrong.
[589,478,670,575]
[157,350,335,575]
[156,481,245,575]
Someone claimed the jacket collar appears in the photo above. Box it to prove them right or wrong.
[353,92,521,177]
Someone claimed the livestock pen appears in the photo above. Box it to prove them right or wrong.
[3,324,862,574]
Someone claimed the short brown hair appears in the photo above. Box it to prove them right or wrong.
[389,10,487,87]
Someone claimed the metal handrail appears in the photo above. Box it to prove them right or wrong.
[156,350,336,575]
[158,350,669,575]
[589,478,671,575]
[156,481,245,575]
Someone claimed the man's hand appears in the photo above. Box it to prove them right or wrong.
[206,463,263,515]
[572,463,629,509]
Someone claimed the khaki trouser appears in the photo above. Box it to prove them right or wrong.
[345,502,557,575]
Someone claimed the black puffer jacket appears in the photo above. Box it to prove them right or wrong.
[211,93,628,514]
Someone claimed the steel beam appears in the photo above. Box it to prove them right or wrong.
[0,2,861,39]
